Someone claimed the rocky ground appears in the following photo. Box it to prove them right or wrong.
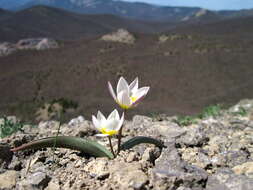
[1,99,253,190]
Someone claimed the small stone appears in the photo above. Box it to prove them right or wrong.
[22,172,51,189]
[8,155,22,171]
[6,116,18,124]
[177,124,208,147]
[45,180,60,190]
[232,162,253,178]
[84,158,109,179]
[0,170,17,189]
[126,151,138,162]
[181,147,211,169]
[141,147,161,164]
[68,153,80,161]
[177,187,192,190]
[68,116,85,126]
[0,143,13,167]
[224,150,249,167]
[206,168,253,190]
[74,160,83,168]
[109,161,148,189]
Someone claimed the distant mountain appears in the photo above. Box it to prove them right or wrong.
[1,0,253,22]
[185,14,253,36]
[0,5,175,42]
[181,9,222,23]
[218,9,253,18]
[1,0,202,21]
[168,12,253,39]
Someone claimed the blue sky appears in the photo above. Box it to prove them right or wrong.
[123,0,253,10]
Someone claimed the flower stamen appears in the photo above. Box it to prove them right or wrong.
[130,96,137,103]
[101,128,117,136]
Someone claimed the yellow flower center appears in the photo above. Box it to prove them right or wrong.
[130,96,137,103]
[116,100,131,109]
[119,104,131,109]
[101,127,117,136]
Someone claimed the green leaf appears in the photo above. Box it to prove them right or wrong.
[11,136,114,159]
[120,136,165,151]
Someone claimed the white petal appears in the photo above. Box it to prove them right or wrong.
[108,109,120,121]
[105,119,119,131]
[97,111,106,124]
[133,87,150,101]
[107,109,117,120]
[116,112,124,131]
[117,77,129,95]
[115,110,120,120]
[95,134,109,137]
[108,81,117,101]
[129,77,138,93]
[117,90,131,107]
[92,115,101,130]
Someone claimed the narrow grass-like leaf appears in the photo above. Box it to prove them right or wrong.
[120,136,165,151]
[11,136,114,159]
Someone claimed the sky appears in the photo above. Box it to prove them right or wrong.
[123,0,253,10]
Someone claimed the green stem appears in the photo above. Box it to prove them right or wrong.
[52,122,61,162]
[108,136,116,158]
[117,109,126,154]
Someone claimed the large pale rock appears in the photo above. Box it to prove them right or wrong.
[126,115,185,139]
[101,29,135,44]
[154,122,186,138]
[0,170,17,189]
[36,38,58,50]
[0,42,17,56]
[0,38,58,57]
[17,38,58,50]
[150,141,207,190]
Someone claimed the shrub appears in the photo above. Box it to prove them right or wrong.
[175,115,197,126]
[0,117,24,138]
[198,104,222,119]
[175,104,222,126]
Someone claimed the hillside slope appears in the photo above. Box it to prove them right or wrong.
[0,6,174,42]
[0,16,253,121]
[0,8,12,20]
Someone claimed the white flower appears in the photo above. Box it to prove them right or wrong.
[108,77,150,109]
[92,109,124,137]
